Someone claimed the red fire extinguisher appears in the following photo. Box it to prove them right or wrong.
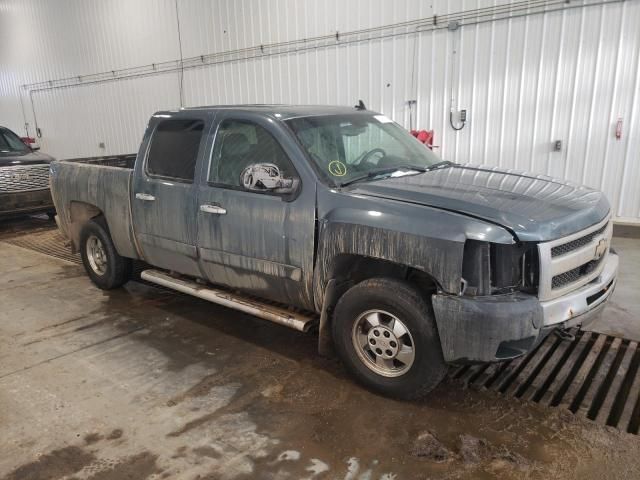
[410,129,435,150]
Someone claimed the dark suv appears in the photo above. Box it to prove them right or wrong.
[0,126,55,218]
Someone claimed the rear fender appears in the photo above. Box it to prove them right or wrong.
[50,160,139,259]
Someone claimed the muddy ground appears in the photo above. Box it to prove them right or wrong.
[1,238,640,479]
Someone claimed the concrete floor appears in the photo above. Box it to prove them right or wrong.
[1,225,640,479]
[587,237,640,340]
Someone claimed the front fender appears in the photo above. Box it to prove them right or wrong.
[313,189,516,311]
[313,220,465,310]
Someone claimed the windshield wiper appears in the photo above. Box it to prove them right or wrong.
[425,160,454,171]
[338,165,427,187]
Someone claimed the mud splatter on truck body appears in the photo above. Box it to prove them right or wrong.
[48,104,618,397]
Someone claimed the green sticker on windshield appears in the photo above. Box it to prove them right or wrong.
[328,160,347,177]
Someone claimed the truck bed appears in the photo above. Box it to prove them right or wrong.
[63,154,137,169]
[50,154,140,260]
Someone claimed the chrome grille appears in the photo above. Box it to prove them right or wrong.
[0,164,50,193]
[538,216,613,301]
[551,224,607,257]
[552,258,603,289]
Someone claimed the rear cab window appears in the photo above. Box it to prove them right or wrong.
[146,119,204,182]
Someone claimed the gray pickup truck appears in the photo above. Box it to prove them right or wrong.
[50,105,618,399]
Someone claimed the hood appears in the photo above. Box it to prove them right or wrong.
[0,150,55,167]
[348,164,610,242]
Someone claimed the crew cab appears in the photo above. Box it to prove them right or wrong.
[50,105,618,398]
[0,126,56,218]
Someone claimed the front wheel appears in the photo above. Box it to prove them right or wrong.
[332,278,447,399]
[79,219,132,289]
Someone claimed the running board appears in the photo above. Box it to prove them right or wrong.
[140,269,316,332]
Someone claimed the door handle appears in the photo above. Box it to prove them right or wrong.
[135,193,156,201]
[200,204,227,215]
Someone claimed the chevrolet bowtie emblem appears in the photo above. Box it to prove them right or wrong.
[594,238,608,260]
[11,172,30,181]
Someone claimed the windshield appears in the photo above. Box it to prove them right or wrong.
[286,114,444,185]
[0,128,29,155]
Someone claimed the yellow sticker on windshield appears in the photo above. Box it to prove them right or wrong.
[328,160,347,177]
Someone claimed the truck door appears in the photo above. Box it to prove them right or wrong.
[196,112,316,310]
[132,113,210,276]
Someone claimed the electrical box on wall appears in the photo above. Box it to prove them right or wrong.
[449,109,467,131]
[616,118,623,139]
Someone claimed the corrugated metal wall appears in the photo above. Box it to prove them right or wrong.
[1,0,639,222]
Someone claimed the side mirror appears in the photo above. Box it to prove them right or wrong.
[240,163,297,194]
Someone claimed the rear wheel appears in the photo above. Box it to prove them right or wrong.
[79,219,132,289]
[332,277,447,399]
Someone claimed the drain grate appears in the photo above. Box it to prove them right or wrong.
[0,215,57,240]
[2,226,81,264]
[3,221,639,434]
[451,330,640,434]
[1,224,147,280]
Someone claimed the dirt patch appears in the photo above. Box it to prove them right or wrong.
[170,446,188,459]
[106,429,123,440]
[83,452,160,480]
[459,434,492,465]
[410,431,452,462]
[458,434,530,471]
[488,445,531,473]
[192,446,221,459]
[84,433,103,445]
[2,446,95,480]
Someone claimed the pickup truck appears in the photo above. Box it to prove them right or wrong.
[0,125,56,218]
[50,105,618,399]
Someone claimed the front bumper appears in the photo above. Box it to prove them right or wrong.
[0,189,54,218]
[432,252,619,364]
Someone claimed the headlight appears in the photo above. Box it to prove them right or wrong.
[462,240,538,296]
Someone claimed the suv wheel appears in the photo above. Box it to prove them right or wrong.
[79,219,132,289]
[332,277,447,399]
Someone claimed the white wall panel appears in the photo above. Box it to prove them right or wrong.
[1,0,639,222]
[32,73,180,157]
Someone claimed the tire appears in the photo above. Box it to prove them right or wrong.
[332,277,447,399]
[79,218,132,289]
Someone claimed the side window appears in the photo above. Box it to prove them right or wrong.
[147,119,204,181]
[0,128,29,153]
[209,119,294,188]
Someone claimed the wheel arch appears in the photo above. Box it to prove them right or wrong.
[328,253,441,296]
[67,201,104,252]
[62,199,139,260]
[313,221,464,312]
[316,252,441,357]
